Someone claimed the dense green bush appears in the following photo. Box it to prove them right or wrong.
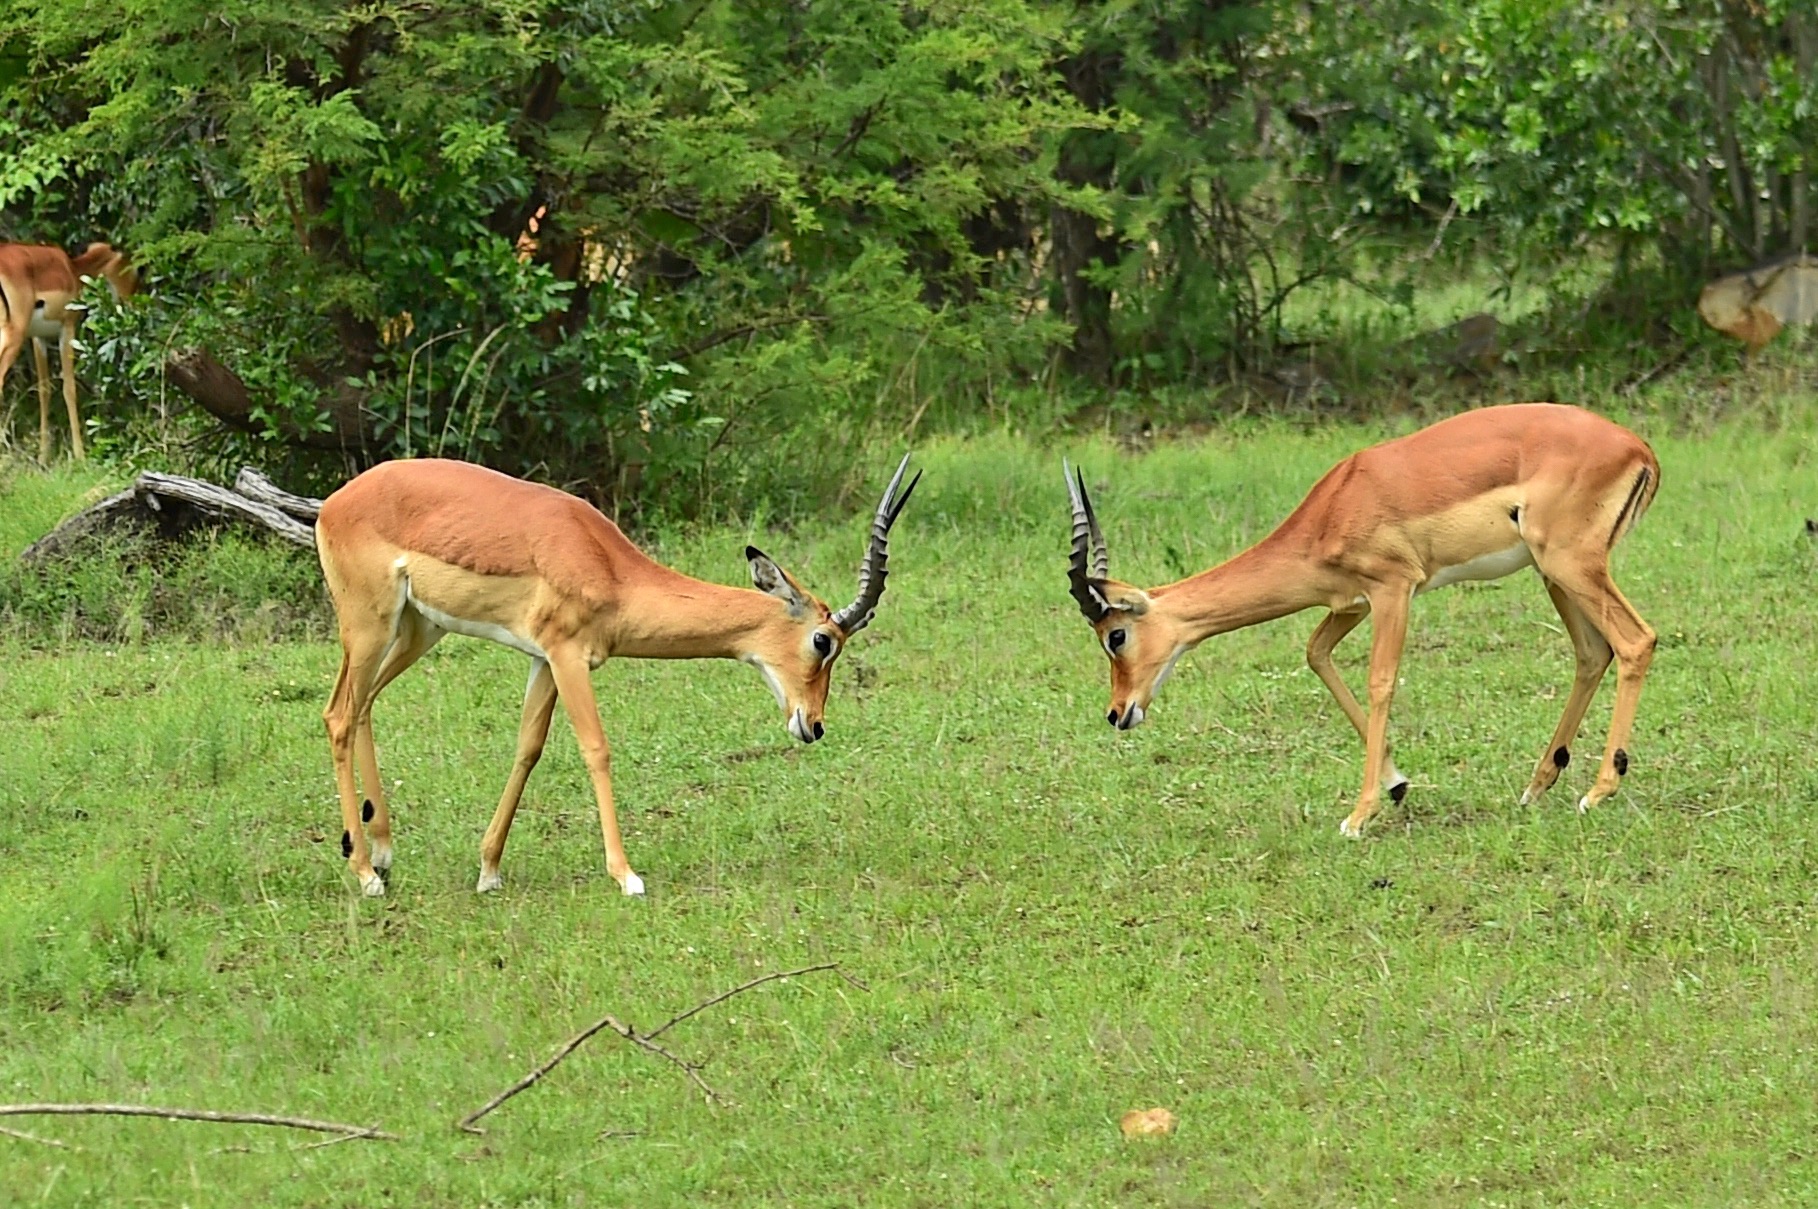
[3,1,1811,517]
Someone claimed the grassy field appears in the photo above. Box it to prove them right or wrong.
[2,411,1816,1206]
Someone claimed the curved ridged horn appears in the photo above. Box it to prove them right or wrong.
[831,453,921,635]
[1064,459,1110,622]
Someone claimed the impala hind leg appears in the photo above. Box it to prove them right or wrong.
[1339,585,1414,838]
[1537,559,1655,813]
[1307,608,1411,805]
[324,637,388,896]
[353,609,444,874]
[1520,579,1613,805]
[545,648,644,896]
[476,658,559,893]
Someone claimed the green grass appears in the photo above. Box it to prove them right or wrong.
[2,413,1817,1206]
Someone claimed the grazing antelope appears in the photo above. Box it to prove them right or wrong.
[1065,403,1660,836]
[316,454,919,897]
[0,241,139,461]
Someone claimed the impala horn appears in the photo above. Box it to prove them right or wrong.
[1064,459,1111,622]
[831,453,921,635]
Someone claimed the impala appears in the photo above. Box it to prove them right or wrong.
[0,241,138,461]
[316,454,919,897]
[1065,403,1660,836]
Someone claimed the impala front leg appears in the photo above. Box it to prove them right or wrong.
[58,317,84,460]
[477,657,559,893]
[1306,608,1410,804]
[1340,585,1412,838]
[32,338,53,463]
[546,649,644,896]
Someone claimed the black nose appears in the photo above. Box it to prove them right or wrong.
[812,721,824,740]
[1106,709,1119,727]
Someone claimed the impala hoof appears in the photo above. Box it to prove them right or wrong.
[476,869,503,894]
[619,871,646,897]
[1338,816,1364,839]
[360,873,386,898]
[1519,787,1536,806]
[1576,794,1594,814]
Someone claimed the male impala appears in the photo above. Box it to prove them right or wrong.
[1065,403,1659,836]
[316,454,919,896]
[0,241,138,461]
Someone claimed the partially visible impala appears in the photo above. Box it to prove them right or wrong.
[0,241,139,461]
[1064,403,1660,836]
[316,455,919,896]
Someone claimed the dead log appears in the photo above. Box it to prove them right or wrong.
[165,346,375,452]
[19,471,322,566]
[234,467,324,523]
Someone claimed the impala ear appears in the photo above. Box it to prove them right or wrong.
[747,546,811,615]
[1096,582,1151,616]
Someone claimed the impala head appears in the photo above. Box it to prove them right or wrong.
[1065,461,1191,731]
[70,242,139,301]
[743,453,921,745]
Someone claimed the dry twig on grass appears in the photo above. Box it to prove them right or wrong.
[0,1123,80,1149]
[458,961,855,1134]
[0,1103,395,1141]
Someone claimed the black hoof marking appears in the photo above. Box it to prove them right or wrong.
[1553,746,1570,769]
[341,830,353,858]
[362,799,374,823]
[1614,748,1629,777]
[1389,781,1408,804]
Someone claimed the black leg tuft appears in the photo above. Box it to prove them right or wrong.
[1389,781,1408,804]
[1614,748,1629,777]
[1553,746,1570,769]
[341,830,353,858]
[362,799,374,823]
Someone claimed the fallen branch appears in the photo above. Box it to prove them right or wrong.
[646,961,841,1040]
[0,1123,78,1149]
[134,472,317,548]
[0,1103,395,1140]
[234,466,324,523]
[458,961,855,1134]
[18,469,324,566]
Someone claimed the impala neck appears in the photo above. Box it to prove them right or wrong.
[606,565,794,661]
[1151,531,1323,642]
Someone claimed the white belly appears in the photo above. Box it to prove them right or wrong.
[405,591,547,658]
[27,310,68,344]
[1419,543,1534,593]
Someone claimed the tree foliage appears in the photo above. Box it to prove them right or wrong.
[1296,0,1817,275]
[3,1,1810,512]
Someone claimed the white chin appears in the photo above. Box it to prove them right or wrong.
[787,710,808,742]
[1124,704,1146,729]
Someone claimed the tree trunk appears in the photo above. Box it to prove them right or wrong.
[165,347,375,454]
[1793,10,1815,251]
[1052,43,1125,385]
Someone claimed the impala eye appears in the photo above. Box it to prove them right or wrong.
[812,631,833,657]
[1107,628,1127,654]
